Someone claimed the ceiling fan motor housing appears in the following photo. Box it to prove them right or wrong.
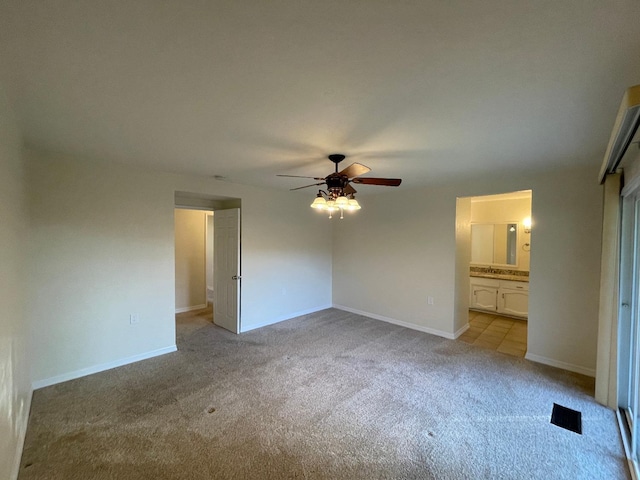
[326,173,349,196]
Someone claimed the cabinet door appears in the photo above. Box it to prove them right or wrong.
[471,286,498,311]
[499,288,528,317]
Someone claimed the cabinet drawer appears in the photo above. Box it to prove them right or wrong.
[469,277,500,288]
[499,279,529,291]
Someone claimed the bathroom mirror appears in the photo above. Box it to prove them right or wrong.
[470,223,518,266]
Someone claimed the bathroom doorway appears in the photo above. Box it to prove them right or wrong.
[455,190,532,357]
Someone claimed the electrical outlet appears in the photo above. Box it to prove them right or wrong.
[129,314,140,324]
[427,296,434,305]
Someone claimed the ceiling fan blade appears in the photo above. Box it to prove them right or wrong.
[277,174,326,180]
[352,177,402,186]
[289,182,326,191]
[339,162,371,179]
[343,184,357,195]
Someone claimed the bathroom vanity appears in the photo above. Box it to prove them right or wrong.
[469,217,530,319]
[469,274,529,319]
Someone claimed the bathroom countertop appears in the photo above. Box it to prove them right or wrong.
[469,272,529,282]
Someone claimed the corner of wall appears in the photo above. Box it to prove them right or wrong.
[0,81,33,480]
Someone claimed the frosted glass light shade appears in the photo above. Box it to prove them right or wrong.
[311,196,327,209]
[347,198,361,210]
[335,195,349,208]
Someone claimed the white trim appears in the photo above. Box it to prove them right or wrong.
[622,170,640,197]
[630,460,639,480]
[617,409,640,480]
[10,387,32,480]
[175,304,207,314]
[454,323,470,339]
[332,304,456,339]
[32,345,177,390]
[240,305,332,333]
[524,352,596,377]
[469,190,532,203]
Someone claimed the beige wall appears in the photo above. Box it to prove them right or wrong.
[0,85,31,480]
[470,195,532,271]
[454,197,472,334]
[174,209,207,311]
[27,149,333,387]
[333,166,602,376]
[21,146,605,396]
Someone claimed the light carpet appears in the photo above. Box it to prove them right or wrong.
[19,308,629,479]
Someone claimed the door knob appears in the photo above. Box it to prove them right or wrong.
[232,275,241,280]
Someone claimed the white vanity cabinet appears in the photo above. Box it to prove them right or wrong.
[469,278,500,311]
[498,281,529,317]
[469,277,529,319]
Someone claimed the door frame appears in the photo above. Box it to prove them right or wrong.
[173,192,242,340]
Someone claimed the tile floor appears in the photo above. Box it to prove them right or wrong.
[457,310,528,357]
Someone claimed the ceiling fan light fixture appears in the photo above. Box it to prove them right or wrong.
[335,195,349,209]
[280,153,401,219]
[347,197,361,211]
[310,193,327,210]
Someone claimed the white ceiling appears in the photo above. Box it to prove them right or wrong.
[1,1,640,191]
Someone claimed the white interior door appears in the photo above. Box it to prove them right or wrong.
[214,208,240,333]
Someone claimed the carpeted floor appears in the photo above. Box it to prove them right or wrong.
[19,308,630,479]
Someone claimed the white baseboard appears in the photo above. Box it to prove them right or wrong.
[240,304,332,333]
[10,387,32,480]
[332,304,456,340]
[32,345,177,390]
[525,352,596,377]
[175,304,207,314]
[454,323,470,339]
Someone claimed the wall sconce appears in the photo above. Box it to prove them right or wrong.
[523,216,532,234]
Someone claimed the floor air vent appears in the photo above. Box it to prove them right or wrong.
[550,403,582,434]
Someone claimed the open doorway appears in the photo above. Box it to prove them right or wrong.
[175,208,214,326]
[455,190,532,357]
[174,192,242,341]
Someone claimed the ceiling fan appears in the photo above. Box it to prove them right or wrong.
[277,154,402,218]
